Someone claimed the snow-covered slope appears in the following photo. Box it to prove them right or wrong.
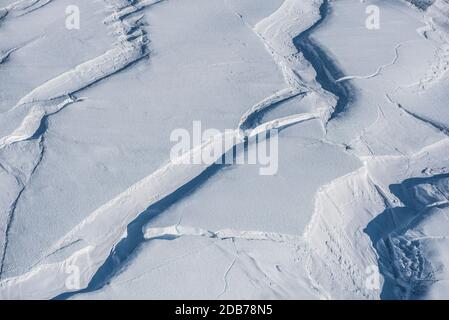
[0,0,449,300]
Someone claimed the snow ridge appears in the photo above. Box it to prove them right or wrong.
[143,225,302,243]
[15,0,160,106]
[0,0,162,281]
[0,0,334,299]
[409,0,449,89]
[336,43,403,82]
[252,0,338,125]
[2,0,449,300]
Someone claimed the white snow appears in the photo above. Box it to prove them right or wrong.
[1,0,449,300]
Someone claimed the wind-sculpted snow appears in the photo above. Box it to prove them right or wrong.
[1,0,449,300]
[298,0,449,299]
[336,43,402,83]
[409,0,449,89]
[408,0,436,10]
[368,172,449,299]
[0,133,238,298]
[305,138,449,299]
[4,143,237,298]
[0,107,321,298]
[253,0,337,124]
[0,98,77,149]
[0,0,329,297]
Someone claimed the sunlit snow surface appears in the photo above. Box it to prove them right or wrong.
[0,0,449,300]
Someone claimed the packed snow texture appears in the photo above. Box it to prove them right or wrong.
[0,0,449,299]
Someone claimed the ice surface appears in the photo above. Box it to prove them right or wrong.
[1,0,449,300]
